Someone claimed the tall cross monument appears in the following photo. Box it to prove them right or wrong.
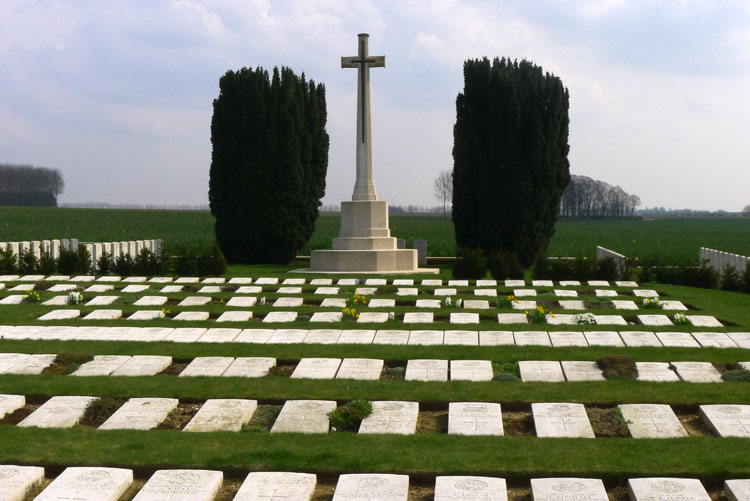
[308,34,431,274]
[341,33,384,202]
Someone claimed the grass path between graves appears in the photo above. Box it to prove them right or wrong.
[0,426,748,480]
[2,375,749,405]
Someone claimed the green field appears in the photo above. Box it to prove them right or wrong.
[2,206,750,260]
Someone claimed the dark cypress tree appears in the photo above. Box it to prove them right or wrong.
[209,66,329,263]
[452,58,570,267]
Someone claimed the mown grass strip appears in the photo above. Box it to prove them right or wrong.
[0,426,748,481]
[1,339,748,364]
[2,374,749,405]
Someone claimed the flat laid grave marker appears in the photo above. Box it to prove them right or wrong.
[179,357,234,377]
[292,358,342,379]
[332,474,409,501]
[336,358,384,380]
[619,404,688,438]
[531,478,608,501]
[132,469,222,501]
[34,466,133,501]
[655,332,700,348]
[561,361,605,381]
[550,331,588,347]
[321,298,347,308]
[234,472,317,501]
[310,312,343,323]
[514,331,551,346]
[699,405,750,437]
[444,330,479,345]
[0,295,25,305]
[638,315,672,326]
[450,360,493,381]
[0,394,25,417]
[519,361,564,382]
[38,309,80,321]
[183,399,257,432]
[435,476,507,501]
[368,299,396,308]
[121,284,149,293]
[415,299,441,308]
[532,403,595,438]
[628,478,710,501]
[197,328,241,343]
[0,353,31,373]
[128,311,165,321]
[270,400,336,434]
[0,464,45,501]
[479,330,515,346]
[98,397,178,430]
[111,356,172,376]
[671,362,722,383]
[725,480,750,501]
[558,300,586,310]
[72,355,131,376]
[236,286,262,294]
[693,331,735,347]
[216,311,253,322]
[688,316,724,328]
[262,311,298,323]
[620,331,662,347]
[178,296,211,306]
[133,296,168,306]
[222,357,276,377]
[233,329,274,344]
[497,313,528,324]
[405,359,448,381]
[612,300,638,310]
[636,362,679,382]
[448,402,503,436]
[403,312,433,323]
[373,329,409,344]
[338,329,376,344]
[358,401,419,435]
[19,396,98,428]
[408,329,444,345]
[83,309,122,320]
[303,329,341,343]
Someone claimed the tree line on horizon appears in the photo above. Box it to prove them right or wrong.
[559,174,640,218]
[0,163,64,207]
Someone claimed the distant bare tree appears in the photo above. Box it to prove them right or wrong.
[743,204,750,215]
[433,170,453,218]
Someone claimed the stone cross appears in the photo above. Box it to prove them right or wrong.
[341,33,385,202]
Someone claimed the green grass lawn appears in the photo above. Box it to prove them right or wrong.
[2,206,749,259]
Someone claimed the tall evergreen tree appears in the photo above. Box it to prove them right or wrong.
[209,66,329,263]
[452,57,570,266]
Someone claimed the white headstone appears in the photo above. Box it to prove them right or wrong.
[403,312,434,323]
[619,404,687,438]
[0,464,45,501]
[133,296,168,306]
[654,332,700,348]
[479,331,515,346]
[267,328,307,343]
[372,329,409,343]
[111,356,172,376]
[628,478,710,501]
[671,362,722,383]
[514,331,551,346]
[72,355,131,376]
[532,403,594,438]
[99,397,178,430]
[183,399,257,432]
[620,331,662,347]
[234,472,316,501]
[531,478,607,501]
[179,296,211,306]
[82,309,122,320]
[358,401,419,435]
[561,361,605,381]
[725,480,750,501]
[222,357,276,377]
[699,405,750,437]
[35,467,133,501]
[405,359,448,381]
[270,400,336,433]
[332,474,409,501]
[291,358,342,379]
[407,330,444,345]
[179,357,234,377]
[38,309,80,320]
[263,311,298,323]
[132,469,222,501]
[18,396,97,428]
[0,394,25,417]
[336,358,383,380]
[448,402,503,436]
[635,362,678,382]
[435,476,507,501]
[304,329,342,343]
[549,331,588,347]
[451,360,493,381]
[173,311,210,321]
[520,361,564,382]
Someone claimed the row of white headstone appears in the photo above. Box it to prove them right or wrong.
[700,247,750,273]
[8,466,747,501]
[0,239,162,265]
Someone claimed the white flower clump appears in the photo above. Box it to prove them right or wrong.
[388,311,395,320]
[259,297,266,306]
[443,297,452,307]
[673,313,689,325]
[66,291,83,305]
[575,312,597,325]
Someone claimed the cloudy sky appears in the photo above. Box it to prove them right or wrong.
[2,0,749,210]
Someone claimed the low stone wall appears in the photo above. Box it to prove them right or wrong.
[700,247,749,272]
[0,239,162,264]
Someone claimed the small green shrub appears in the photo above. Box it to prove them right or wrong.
[172,245,196,276]
[75,246,93,274]
[134,248,164,276]
[114,254,135,276]
[453,247,487,279]
[38,250,57,275]
[54,352,94,366]
[375,284,398,295]
[595,257,621,281]
[720,264,742,291]
[597,355,637,380]
[488,249,524,280]
[19,249,39,274]
[195,243,226,277]
[328,399,372,432]
[80,397,125,427]
[0,247,18,273]
[57,249,79,274]
[97,251,114,275]
[742,263,750,293]
[721,370,750,382]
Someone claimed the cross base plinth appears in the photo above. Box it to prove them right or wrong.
[305,200,437,274]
